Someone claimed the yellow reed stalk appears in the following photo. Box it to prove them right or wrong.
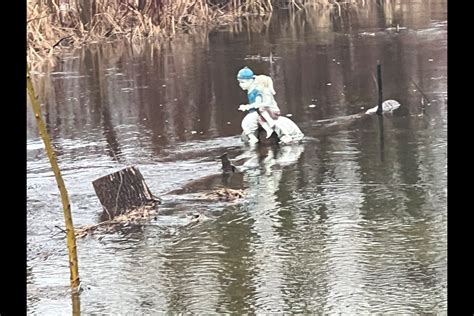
[26,65,80,293]
[172,15,175,34]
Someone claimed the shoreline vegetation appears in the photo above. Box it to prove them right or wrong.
[27,0,357,68]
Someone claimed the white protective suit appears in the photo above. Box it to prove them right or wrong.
[238,74,304,145]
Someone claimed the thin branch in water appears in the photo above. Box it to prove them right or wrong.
[372,72,378,90]
[47,225,67,238]
[54,225,67,233]
[410,77,431,103]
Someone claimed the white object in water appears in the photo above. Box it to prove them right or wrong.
[365,100,401,115]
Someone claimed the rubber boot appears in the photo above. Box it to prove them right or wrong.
[247,133,259,145]
[280,134,293,144]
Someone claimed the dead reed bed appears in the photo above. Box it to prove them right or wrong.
[27,0,359,67]
[28,0,255,64]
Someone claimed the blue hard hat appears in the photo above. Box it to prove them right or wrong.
[237,66,255,80]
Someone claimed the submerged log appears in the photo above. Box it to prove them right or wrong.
[92,166,160,220]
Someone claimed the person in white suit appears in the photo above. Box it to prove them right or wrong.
[236,66,304,145]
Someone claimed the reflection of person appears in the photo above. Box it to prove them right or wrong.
[240,144,304,306]
[236,66,303,145]
[240,143,305,172]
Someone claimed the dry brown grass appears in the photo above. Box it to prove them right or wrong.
[27,0,247,62]
[27,0,364,67]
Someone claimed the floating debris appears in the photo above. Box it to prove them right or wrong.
[200,188,245,202]
[365,99,401,115]
[308,104,317,108]
[244,53,281,63]
[244,54,263,60]
[75,205,158,238]
[386,25,407,32]
[184,212,210,227]
[359,32,376,37]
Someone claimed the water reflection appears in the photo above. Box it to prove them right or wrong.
[243,145,304,312]
[27,1,446,314]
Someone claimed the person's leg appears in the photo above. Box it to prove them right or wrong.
[260,111,275,128]
[257,113,274,139]
[274,117,292,143]
[260,121,274,139]
[241,112,259,144]
[276,117,304,144]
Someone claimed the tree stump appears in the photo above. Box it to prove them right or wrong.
[92,166,159,221]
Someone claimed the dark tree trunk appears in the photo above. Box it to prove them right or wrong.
[92,166,159,220]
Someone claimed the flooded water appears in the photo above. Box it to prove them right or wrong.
[27,0,447,314]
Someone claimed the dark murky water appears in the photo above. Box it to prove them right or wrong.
[27,0,447,314]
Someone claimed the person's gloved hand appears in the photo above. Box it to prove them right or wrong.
[238,104,252,111]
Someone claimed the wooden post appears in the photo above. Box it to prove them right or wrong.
[27,65,80,292]
[92,166,159,220]
[376,61,383,115]
[378,112,385,162]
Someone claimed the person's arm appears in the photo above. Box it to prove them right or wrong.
[238,94,263,111]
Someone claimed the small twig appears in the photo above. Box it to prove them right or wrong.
[27,15,50,24]
[410,77,431,103]
[49,225,67,238]
[52,35,74,48]
[103,206,113,221]
[371,72,378,90]
[54,225,67,233]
